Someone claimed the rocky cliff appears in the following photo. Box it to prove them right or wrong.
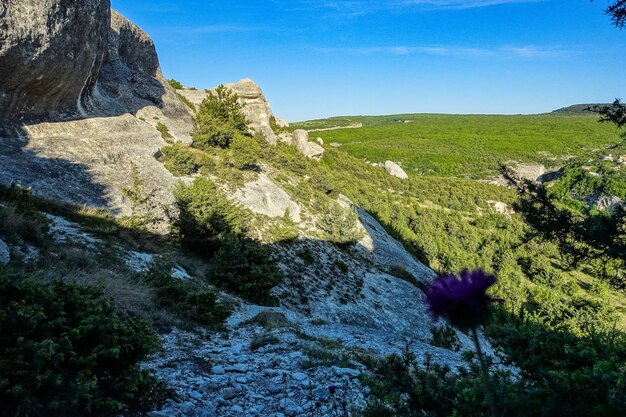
[0,1,190,124]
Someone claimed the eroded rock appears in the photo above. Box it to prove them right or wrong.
[384,161,408,180]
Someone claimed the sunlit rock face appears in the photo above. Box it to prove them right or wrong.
[0,0,111,122]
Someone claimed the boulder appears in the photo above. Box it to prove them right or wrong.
[292,129,324,160]
[384,161,408,180]
[233,174,301,222]
[0,0,111,122]
[0,239,9,266]
[275,118,289,128]
[0,3,191,125]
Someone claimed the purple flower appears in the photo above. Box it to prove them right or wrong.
[425,269,497,331]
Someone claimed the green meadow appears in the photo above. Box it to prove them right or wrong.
[293,113,621,178]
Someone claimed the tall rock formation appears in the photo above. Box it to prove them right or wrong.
[0,0,111,122]
[0,1,190,123]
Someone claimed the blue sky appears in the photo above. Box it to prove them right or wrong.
[112,0,626,121]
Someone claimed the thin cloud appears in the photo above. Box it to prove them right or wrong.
[314,44,570,58]
[287,0,544,16]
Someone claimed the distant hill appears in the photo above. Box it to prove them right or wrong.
[552,103,610,115]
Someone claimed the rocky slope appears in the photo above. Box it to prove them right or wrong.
[0,3,504,416]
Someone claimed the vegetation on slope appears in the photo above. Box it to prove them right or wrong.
[294,113,619,178]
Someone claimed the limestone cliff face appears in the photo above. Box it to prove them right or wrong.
[0,0,111,122]
[0,2,190,123]
[0,2,191,215]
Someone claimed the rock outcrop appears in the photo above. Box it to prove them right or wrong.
[511,163,545,182]
[233,174,301,222]
[0,0,111,122]
[0,2,191,126]
[178,79,278,144]
[384,160,409,179]
[292,129,325,160]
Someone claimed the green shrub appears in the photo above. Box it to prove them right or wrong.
[429,324,461,351]
[229,133,261,169]
[168,79,183,89]
[156,122,173,142]
[0,274,162,417]
[208,234,282,305]
[0,184,49,244]
[160,145,199,176]
[172,178,249,254]
[142,266,231,327]
[192,85,250,150]
[317,203,363,246]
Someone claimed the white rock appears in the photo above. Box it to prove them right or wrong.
[233,173,301,222]
[170,265,191,280]
[384,160,408,180]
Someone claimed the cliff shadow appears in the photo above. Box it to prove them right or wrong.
[0,124,114,212]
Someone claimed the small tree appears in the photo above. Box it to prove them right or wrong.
[192,85,250,150]
[229,133,261,169]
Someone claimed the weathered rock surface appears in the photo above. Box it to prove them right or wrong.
[292,129,325,160]
[0,239,10,266]
[0,3,191,215]
[0,0,111,122]
[233,174,301,222]
[512,163,545,182]
[384,161,408,179]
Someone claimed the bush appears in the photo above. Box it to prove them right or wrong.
[0,184,49,244]
[429,324,461,351]
[156,122,173,142]
[229,133,261,170]
[168,79,183,89]
[142,265,231,327]
[177,93,196,112]
[192,85,250,150]
[208,234,282,305]
[0,274,162,417]
[317,203,363,246]
[172,178,249,254]
[160,145,199,176]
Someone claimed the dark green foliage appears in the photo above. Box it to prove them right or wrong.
[142,265,231,327]
[588,99,626,130]
[429,324,461,351]
[506,164,626,288]
[171,178,282,304]
[172,178,248,254]
[0,274,162,417]
[208,234,281,305]
[160,144,199,176]
[297,247,316,264]
[168,79,183,89]
[316,203,363,246]
[229,133,261,169]
[192,85,250,150]
[0,183,49,244]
